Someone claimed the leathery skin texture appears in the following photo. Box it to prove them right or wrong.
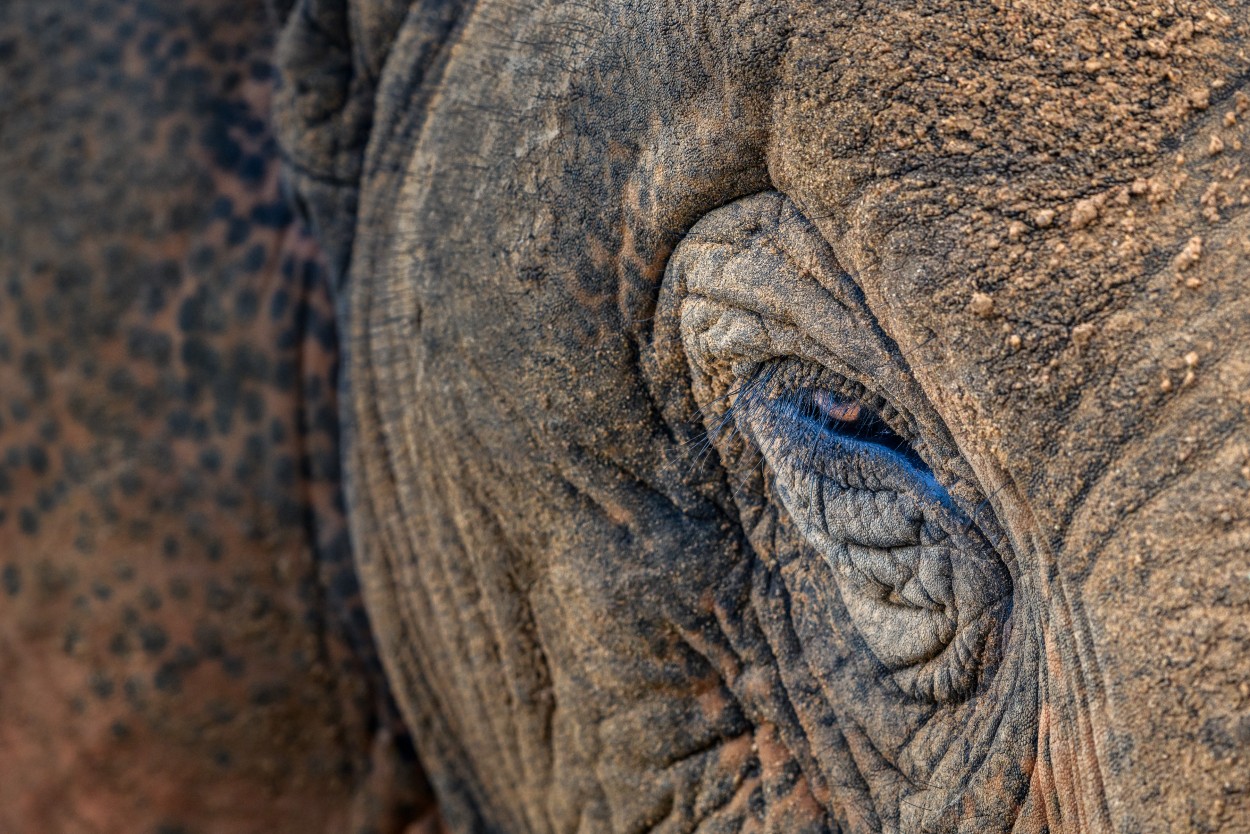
[311,0,1250,831]
[0,2,435,832]
[4,0,1250,832]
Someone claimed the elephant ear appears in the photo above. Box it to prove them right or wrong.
[272,0,466,291]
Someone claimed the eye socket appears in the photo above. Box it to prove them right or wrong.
[720,359,1010,703]
[670,191,1014,703]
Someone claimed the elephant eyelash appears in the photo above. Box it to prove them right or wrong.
[720,359,932,476]
[772,387,932,474]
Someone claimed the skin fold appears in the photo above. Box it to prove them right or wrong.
[4,0,1250,832]
[316,0,1250,831]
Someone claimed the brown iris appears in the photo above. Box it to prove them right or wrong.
[813,391,862,425]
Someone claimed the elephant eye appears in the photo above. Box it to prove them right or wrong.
[717,358,1008,702]
[728,359,949,509]
[784,388,931,474]
[672,193,1012,705]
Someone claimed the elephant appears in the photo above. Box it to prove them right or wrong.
[3,0,1250,831]
[0,2,433,831]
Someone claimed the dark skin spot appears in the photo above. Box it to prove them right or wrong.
[138,623,168,655]
[123,676,144,706]
[118,470,143,496]
[167,410,193,437]
[177,295,208,334]
[63,627,83,656]
[268,288,290,321]
[188,243,216,273]
[127,328,172,366]
[106,368,136,397]
[180,338,221,380]
[237,154,266,187]
[136,30,161,58]
[189,417,210,443]
[748,785,767,819]
[35,487,55,513]
[193,622,223,658]
[233,457,257,483]
[27,445,49,475]
[221,655,245,678]
[153,661,182,695]
[109,633,131,656]
[171,645,198,668]
[249,682,290,707]
[89,672,114,701]
[210,195,232,218]
[20,353,48,401]
[235,287,258,320]
[240,390,264,423]
[200,120,242,170]
[251,200,292,229]
[204,580,234,611]
[2,564,20,596]
[205,700,235,725]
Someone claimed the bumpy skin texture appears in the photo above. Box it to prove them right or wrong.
[8,0,1250,833]
[0,2,436,832]
[271,0,1250,832]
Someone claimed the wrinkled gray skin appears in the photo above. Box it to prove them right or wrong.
[7,0,1235,831]
[272,0,1250,831]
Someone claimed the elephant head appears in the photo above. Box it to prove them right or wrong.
[276,0,1250,831]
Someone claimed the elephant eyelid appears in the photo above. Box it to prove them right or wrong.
[765,383,932,476]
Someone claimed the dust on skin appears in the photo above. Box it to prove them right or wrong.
[771,2,1250,828]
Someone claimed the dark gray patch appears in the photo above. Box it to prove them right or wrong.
[193,622,223,657]
[2,564,20,596]
[153,661,182,694]
[89,671,115,700]
[138,622,168,655]
[204,580,234,611]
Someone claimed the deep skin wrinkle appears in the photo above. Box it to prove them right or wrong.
[320,0,1250,813]
[5,0,1246,831]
